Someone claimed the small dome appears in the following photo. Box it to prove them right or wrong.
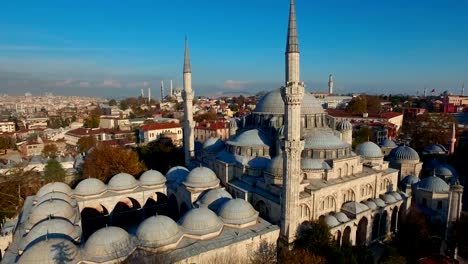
[245,156,271,169]
[435,164,456,178]
[373,198,386,207]
[20,219,80,251]
[74,178,107,197]
[218,199,259,225]
[356,141,383,158]
[417,175,450,193]
[265,156,283,176]
[390,146,420,161]
[364,200,378,210]
[178,208,223,236]
[35,192,77,208]
[183,166,220,189]
[390,192,403,201]
[253,88,324,115]
[139,170,166,186]
[36,182,72,198]
[341,202,369,215]
[301,158,331,170]
[18,239,78,264]
[29,200,76,227]
[334,212,350,223]
[84,226,133,262]
[382,194,397,204]
[203,137,225,153]
[323,215,340,227]
[108,173,138,191]
[380,139,397,148]
[304,129,349,150]
[423,144,447,155]
[197,189,232,210]
[401,175,420,186]
[227,129,271,147]
[137,215,182,248]
[166,166,189,184]
[336,120,352,131]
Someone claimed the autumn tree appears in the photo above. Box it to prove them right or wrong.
[194,111,217,122]
[77,136,97,153]
[0,136,16,150]
[137,137,184,174]
[42,144,59,158]
[82,145,146,182]
[44,159,66,182]
[108,99,117,106]
[84,107,101,128]
[346,95,382,114]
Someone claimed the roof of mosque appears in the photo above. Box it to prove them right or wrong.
[84,226,133,262]
[401,175,420,186]
[139,170,166,186]
[178,208,223,236]
[74,178,107,197]
[341,202,370,215]
[356,141,383,158]
[336,120,352,131]
[183,166,220,189]
[323,215,340,227]
[18,238,79,264]
[136,215,182,248]
[36,182,73,198]
[334,212,350,223]
[435,164,456,177]
[165,166,189,184]
[28,199,77,227]
[301,158,331,170]
[423,144,448,154]
[304,129,349,150]
[381,194,397,204]
[380,138,397,148]
[227,129,271,147]
[364,200,378,210]
[107,173,139,191]
[265,155,283,176]
[35,192,77,208]
[196,189,232,210]
[253,88,324,115]
[218,199,259,226]
[417,175,450,193]
[20,218,80,251]
[203,137,225,153]
[389,146,420,161]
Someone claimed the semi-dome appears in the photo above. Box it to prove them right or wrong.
[380,139,397,148]
[21,218,80,251]
[35,192,77,208]
[179,208,223,236]
[227,129,271,147]
[417,175,450,193]
[373,198,386,207]
[323,215,340,227]
[390,192,403,201]
[390,146,420,161]
[197,189,232,210]
[401,175,420,186]
[108,172,138,191]
[137,215,182,248]
[304,130,348,150]
[253,88,324,115]
[334,212,350,223]
[18,238,78,264]
[382,194,397,204]
[336,120,352,131]
[166,166,189,184]
[203,137,225,153]
[364,200,378,210]
[29,200,76,227]
[139,170,166,186]
[218,199,259,226]
[84,226,133,262]
[301,158,331,170]
[36,182,72,198]
[265,155,283,176]
[356,141,383,158]
[341,202,369,215]
[183,166,220,189]
[74,178,107,197]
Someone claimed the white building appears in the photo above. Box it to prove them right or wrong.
[0,121,15,133]
[138,123,183,145]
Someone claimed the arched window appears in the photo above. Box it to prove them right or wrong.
[343,189,355,203]
[321,196,336,211]
[300,204,310,218]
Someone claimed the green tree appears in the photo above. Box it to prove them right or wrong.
[44,159,66,182]
[346,96,367,114]
[77,136,97,153]
[137,137,184,174]
[402,113,456,150]
[42,144,59,158]
[108,99,117,106]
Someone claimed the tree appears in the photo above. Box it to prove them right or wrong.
[77,136,97,153]
[108,99,117,106]
[44,159,66,182]
[402,113,456,150]
[42,144,59,158]
[0,136,16,150]
[84,107,101,128]
[137,137,184,174]
[346,96,367,114]
[82,145,146,182]
[194,111,217,122]
[250,241,277,264]
[353,126,375,148]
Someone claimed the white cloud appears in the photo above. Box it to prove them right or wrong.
[79,81,91,88]
[102,79,122,88]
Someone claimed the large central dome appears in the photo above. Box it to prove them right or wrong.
[253,88,324,115]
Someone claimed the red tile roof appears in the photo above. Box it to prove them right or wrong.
[327,109,402,119]
[67,128,133,136]
[196,121,228,130]
[139,123,181,131]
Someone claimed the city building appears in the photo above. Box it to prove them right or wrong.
[0,121,15,133]
[64,128,134,148]
[194,120,229,143]
[138,123,183,145]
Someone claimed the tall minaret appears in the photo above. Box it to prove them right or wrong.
[462,82,465,97]
[140,88,144,98]
[449,123,457,155]
[161,81,165,102]
[170,80,174,97]
[148,87,151,104]
[280,0,305,246]
[328,74,334,95]
[182,37,195,166]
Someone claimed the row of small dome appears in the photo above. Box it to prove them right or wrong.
[401,173,455,193]
[18,199,259,264]
[355,141,420,161]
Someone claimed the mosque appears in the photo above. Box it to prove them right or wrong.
[1,0,463,263]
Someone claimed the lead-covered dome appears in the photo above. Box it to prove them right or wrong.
[380,139,397,148]
[227,129,271,147]
[139,170,166,187]
[108,172,138,191]
[435,164,456,178]
[253,88,324,115]
[265,155,283,176]
[336,120,352,131]
[416,175,450,193]
[84,226,133,262]
[301,158,331,170]
[304,130,348,150]
[29,200,77,227]
[401,175,420,186]
[218,199,259,226]
[166,166,189,184]
[341,201,369,215]
[323,215,340,227]
[74,178,107,197]
[364,200,378,210]
[356,141,383,158]
[20,218,80,251]
[203,137,225,153]
[137,215,182,248]
[197,188,232,210]
[18,238,78,264]
[35,192,77,208]
[334,212,350,223]
[381,194,397,204]
[390,146,420,162]
[183,166,220,189]
[36,182,72,198]
[423,144,447,155]
[179,208,223,236]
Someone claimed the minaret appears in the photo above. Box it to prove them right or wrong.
[462,82,465,97]
[182,37,195,166]
[148,87,151,104]
[449,123,457,154]
[161,81,165,102]
[328,74,334,95]
[170,80,174,97]
[140,88,144,98]
[280,0,305,246]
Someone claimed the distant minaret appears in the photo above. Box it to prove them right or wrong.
[148,87,151,104]
[161,81,165,102]
[182,37,195,166]
[424,87,427,97]
[280,0,304,246]
[328,74,334,95]
[462,82,465,97]
[170,80,174,97]
[449,123,457,155]
[140,88,144,98]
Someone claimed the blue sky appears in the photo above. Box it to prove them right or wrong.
[0,0,467,97]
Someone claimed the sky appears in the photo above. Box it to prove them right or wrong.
[0,0,467,98]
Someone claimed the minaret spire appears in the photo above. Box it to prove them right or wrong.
[184,36,191,74]
[328,74,334,95]
[286,0,299,54]
[182,37,195,166]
